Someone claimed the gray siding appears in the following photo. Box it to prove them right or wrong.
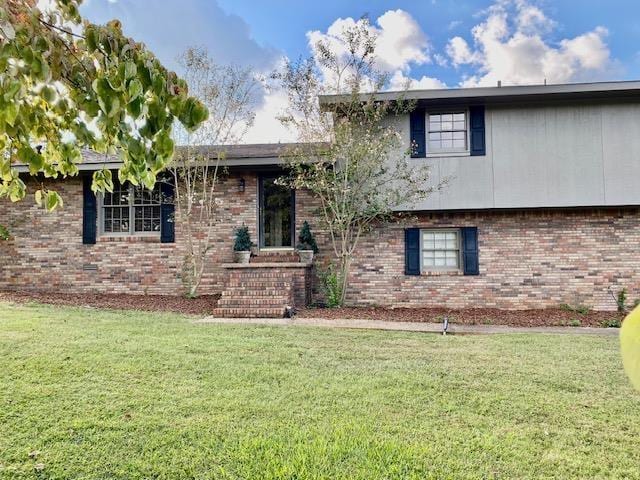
[394,101,640,211]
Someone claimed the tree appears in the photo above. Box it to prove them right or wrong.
[0,0,208,212]
[275,17,438,306]
[170,47,257,297]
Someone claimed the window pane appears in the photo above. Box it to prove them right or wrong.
[421,230,460,270]
[427,112,468,152]
[134,205,161,232]
[423,233,435,249]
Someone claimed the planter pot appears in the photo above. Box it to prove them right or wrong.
[234,251,251,264]
[298,250,314,264]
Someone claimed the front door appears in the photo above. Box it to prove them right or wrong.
[259,175,295,248]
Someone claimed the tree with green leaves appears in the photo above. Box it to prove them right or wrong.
[0,0,208,213]
[275,17,437,306]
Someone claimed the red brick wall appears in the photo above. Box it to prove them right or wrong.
[340,209,640,311]
[1,175,639,311]
[0,173,259,296]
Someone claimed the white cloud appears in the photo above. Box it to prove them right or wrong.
[388,71,447,91]
[306,10,431,74]
[242,87,296,144]
[446,36,476,66]
[448,20,463,31]
[446,0,613,87]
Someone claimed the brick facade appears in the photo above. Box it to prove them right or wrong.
[1,175,639,311]
[0,173,258,296]
[341,209,640,311]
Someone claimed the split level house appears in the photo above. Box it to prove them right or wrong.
[2,81,640,316]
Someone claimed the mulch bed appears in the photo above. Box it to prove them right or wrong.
[296,306,623,328]
[0,290,220,316]
[0,290,623,327]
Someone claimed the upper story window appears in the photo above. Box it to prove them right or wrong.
[99,179,161,235]
[427,111,468,154]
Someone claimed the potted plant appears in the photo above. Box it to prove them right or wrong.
[296,221,318,264]
[233,225,252,264]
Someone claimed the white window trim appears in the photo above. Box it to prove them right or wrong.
[425,108,470,157]
[420,228,462,272]
[97,184,161,237]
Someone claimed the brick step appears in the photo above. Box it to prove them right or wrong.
[213,307,288,318]
[224,282,292,289]
[226,274,294,280]
[217,297,289,307]
[220,287,291,296]
[220,289,291,299]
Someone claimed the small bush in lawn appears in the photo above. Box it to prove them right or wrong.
[233,225,252,251]
[296,221,318,253]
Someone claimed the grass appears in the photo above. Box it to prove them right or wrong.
[1,302,639,479]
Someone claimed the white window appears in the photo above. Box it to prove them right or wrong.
[421,229,460,270]
[99,179,161,235]
[427,111,468,154]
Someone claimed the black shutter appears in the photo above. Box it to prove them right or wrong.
[404,228,420,275]
[82,174,97,245]
[160,178,175,243]
[469,106,485,156]
[461,227,479,275]
[410,108,426,158]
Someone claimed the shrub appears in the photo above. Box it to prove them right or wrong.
[569,319,582,327]
[617,288,628,313]
[296,221,318,253]
[560,303,591,315]
[320,264,343,308]
[233,225,252,251]
[602,317,622,328]
[0,224,9,241]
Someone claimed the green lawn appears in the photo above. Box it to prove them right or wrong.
[1,302,639,479]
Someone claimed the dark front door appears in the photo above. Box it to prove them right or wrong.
[259,175,295,248]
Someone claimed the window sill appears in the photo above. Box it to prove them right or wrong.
[421,270,463,277]
[425,151,470,158]
[98,235,162,243]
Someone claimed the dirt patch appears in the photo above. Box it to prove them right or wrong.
[0,290,220,316]
[296,306,623,328]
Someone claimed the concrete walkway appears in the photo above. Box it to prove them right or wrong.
[195,316,620,336]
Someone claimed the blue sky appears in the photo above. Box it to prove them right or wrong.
[80,0,640,141]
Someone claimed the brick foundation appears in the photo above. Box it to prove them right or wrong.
[1,175,639,311]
